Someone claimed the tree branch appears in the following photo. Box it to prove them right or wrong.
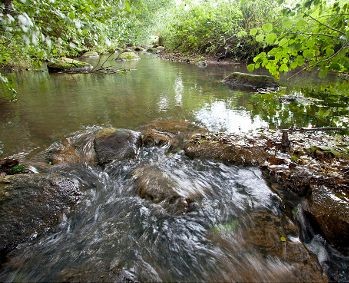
[304,13,345,35]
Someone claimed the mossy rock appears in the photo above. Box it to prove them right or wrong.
[47,57,93,73]
[117,51,140,61]
[223,72,279,91]
[80,51,99,58]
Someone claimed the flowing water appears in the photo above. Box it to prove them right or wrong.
[0,55,348,281]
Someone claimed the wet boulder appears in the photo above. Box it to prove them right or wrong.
[303,185,349,251]
[155,46,165,54]
[117,51,140,61]
[47,57,93,73]
[44,127,99,166]
[141,129,175,147]
[94,128,141,165]
[223,72,279,91]
[132,165,197,214]
[0,173,83,256]
[140,119,206,151]
[184,133,270,166]
[208,211,326,282]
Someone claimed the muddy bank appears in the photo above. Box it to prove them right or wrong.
[160,51,240,66]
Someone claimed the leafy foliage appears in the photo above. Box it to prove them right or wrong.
[161,1,244,55]
[248,0,349,78]
[0,72,17,101]
[160,0,279,59]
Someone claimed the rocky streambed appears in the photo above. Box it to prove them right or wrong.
[0,120,348,282]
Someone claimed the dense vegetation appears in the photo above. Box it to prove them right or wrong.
[1,0,348,100]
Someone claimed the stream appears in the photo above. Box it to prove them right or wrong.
[0,54,348,281]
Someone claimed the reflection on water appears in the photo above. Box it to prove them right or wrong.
[195,100,268,133]
[0,54,347,157]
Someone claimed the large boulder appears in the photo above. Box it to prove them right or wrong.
[47,57,93,73]
[303,185,349,252]
[223,72,279,91]
[0,173,83,256]
[94,128,141,165]
[117,51,140,61]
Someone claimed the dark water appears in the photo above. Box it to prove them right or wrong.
[0,55,348,281]
[1,54,348,157]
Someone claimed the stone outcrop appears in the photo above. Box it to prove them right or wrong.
[47,57,93,73]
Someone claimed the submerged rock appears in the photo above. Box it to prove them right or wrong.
[132,165,197,214]
[94,128,141,165]
[117,51,140,61]
[223,72,279,91]
[47,57,93,73]
[0,173,83,256]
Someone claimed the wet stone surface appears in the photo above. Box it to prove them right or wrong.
[0,124,348,281]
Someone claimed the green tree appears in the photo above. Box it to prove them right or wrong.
[248,0,349,78]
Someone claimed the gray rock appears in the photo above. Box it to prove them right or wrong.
[0,173,83,255]
[94,128,141,165]
[223,72,279,91]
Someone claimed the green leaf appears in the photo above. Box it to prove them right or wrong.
[256,34,265,43]
[250,28,258,36]
[262,23,273,33]
[279,38,289,47]
[325,47,334,57]
[265,33,277,45]
[279,64,289,72]
[247,64,255,72]
[303,49,314,59]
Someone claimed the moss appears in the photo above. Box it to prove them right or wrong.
[8,164,26,175]
[95,128,117,139]
[211,219,239,234]
[47,57,93,73]
[118,51,140,61]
